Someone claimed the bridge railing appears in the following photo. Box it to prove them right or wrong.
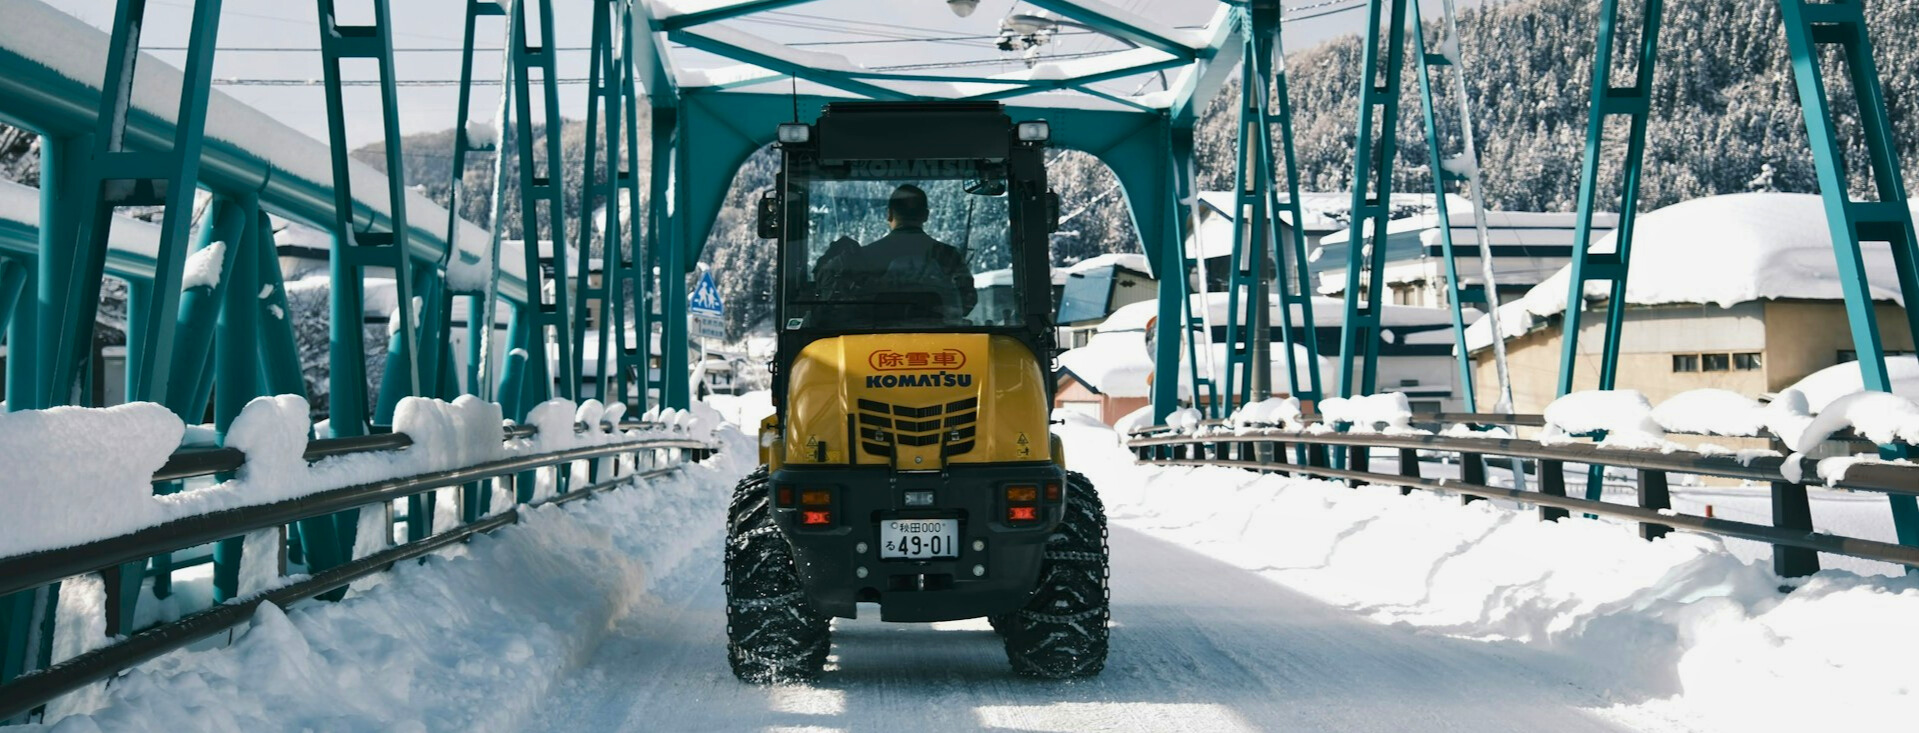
[0,419,720,722]
[1125,413,1919,575]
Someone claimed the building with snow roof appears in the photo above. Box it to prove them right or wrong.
[1054,290,1468,424]
[1464,193,1916,412]
[1314,207,1618,309]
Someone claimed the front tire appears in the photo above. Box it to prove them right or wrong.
[1001,472,1110,678]
[725,468,831,683]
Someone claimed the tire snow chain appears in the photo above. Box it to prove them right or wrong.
[730,590,807,610]
[1019,606,1106,624]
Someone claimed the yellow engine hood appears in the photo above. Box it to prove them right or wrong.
[783,333,1051,469]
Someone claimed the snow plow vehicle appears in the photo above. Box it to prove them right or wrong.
[726,101,1109,681]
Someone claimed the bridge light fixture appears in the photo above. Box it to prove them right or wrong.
[947,0,979,18]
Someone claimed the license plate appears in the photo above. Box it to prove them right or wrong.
[880,518,959,559]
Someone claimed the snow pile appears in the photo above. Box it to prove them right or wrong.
[36,426,756,731]
[179,240,227,291]
[1057,419,1919,732]
[1317,392,1411,433]
[1229,397,1302,430]
[0,393,709,557]
[0,402,185,557]
[1541,390,1668,449]
[1465,193,1913,351]
[1164,407,1204,433]
[1781,355,1919,411]
[1650,388,1769,436]
[1788,390,1919,454]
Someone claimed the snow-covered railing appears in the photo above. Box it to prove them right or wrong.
[0,406,720,722]
[1125,392,1919,578]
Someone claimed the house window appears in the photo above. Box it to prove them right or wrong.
[1734,352,1762,370]
[1839,349,1914,363]
[1409,400,1442,414]
[1672,354,1699,372]
[1702,353,1731,371]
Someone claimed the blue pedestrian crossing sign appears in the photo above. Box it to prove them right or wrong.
[689,271,725,317]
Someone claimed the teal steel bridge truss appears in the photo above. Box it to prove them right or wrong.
[2,0,1917,693]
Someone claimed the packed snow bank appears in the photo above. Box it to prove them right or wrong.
[1,395,707,558]
[1649,389,1769,437]
[32,426,755,732]
[1057,419,1919,732]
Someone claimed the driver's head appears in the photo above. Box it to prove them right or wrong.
[885,184,930,229]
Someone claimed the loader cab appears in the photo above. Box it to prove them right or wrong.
[762,102,1060,408]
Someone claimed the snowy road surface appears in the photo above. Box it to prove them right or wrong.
[530,525,1631,732]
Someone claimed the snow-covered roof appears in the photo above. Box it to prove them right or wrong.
[1319,207,1618,247]
[1099,292,1455,336]
[1781,356,1919,412]
[1467,193,1919,352]
[1194,191,1356,235]
[650,0,1231,113]
[1058,332,1154,398]
[1062,252,1152,277]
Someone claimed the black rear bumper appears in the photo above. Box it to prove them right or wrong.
[768,462,1067,622]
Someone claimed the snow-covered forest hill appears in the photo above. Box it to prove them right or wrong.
[2,0,1915,341]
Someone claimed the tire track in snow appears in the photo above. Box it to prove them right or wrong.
[530,526,1640,732]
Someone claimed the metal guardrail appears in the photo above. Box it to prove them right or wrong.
[1126,420,1919,575]
[0,420,719,722]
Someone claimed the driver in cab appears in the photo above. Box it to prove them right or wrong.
[814,184,979,322]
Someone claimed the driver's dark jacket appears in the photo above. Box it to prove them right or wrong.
[815,226,978,318]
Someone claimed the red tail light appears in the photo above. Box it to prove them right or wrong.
[1043,482,1061,503]
[801,510,833,526]
[1007,506,1038,522]
[776,485,794,507]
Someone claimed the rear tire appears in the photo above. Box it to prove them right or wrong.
[725,467,831,683]
[1001,472,1110,678]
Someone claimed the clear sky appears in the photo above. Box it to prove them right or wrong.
[51,0,1485,149]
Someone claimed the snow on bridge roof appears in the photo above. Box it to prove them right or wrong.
[1466,192,1919,352]
[646,0,1233,112]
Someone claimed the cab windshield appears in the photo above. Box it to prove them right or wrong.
[785,160,1021,331]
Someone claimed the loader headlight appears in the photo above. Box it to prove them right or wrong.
[777,122,812,144]
[1016,120,1050,142]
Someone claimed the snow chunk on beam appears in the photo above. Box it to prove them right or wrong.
[0,403,184,557]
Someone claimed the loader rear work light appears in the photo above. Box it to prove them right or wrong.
[1016,120,1049,142]
[777,122,812,144]
[801,510,833,526]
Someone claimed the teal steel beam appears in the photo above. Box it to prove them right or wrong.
[960,58,1192,102]
[1169,5,1244,123]
[658,0,821,31]
[1019,0,1202,59]
[612,0,649,411]
[1557,0,1662,504]
[1220,18,1266,412]
[1166,121,1215,421]
[315,0,423,436]
[446,0,506,400]
[1557,0,1662,398]
[1254,1,1321,403]
[1333,0,1411,399]
[0,258,24,336]
[666,30,915,101]
[166,198,252,420]
[1778,0,1919,548]
[642,106,675,408]
[664,101,695,409]
[45,0,223,409]
[210,212,265,602]
[1410,3,1476,411]
[510,0,574,409]
[572,0,619,403]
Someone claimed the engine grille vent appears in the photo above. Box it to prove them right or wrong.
[856,397,978,457]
